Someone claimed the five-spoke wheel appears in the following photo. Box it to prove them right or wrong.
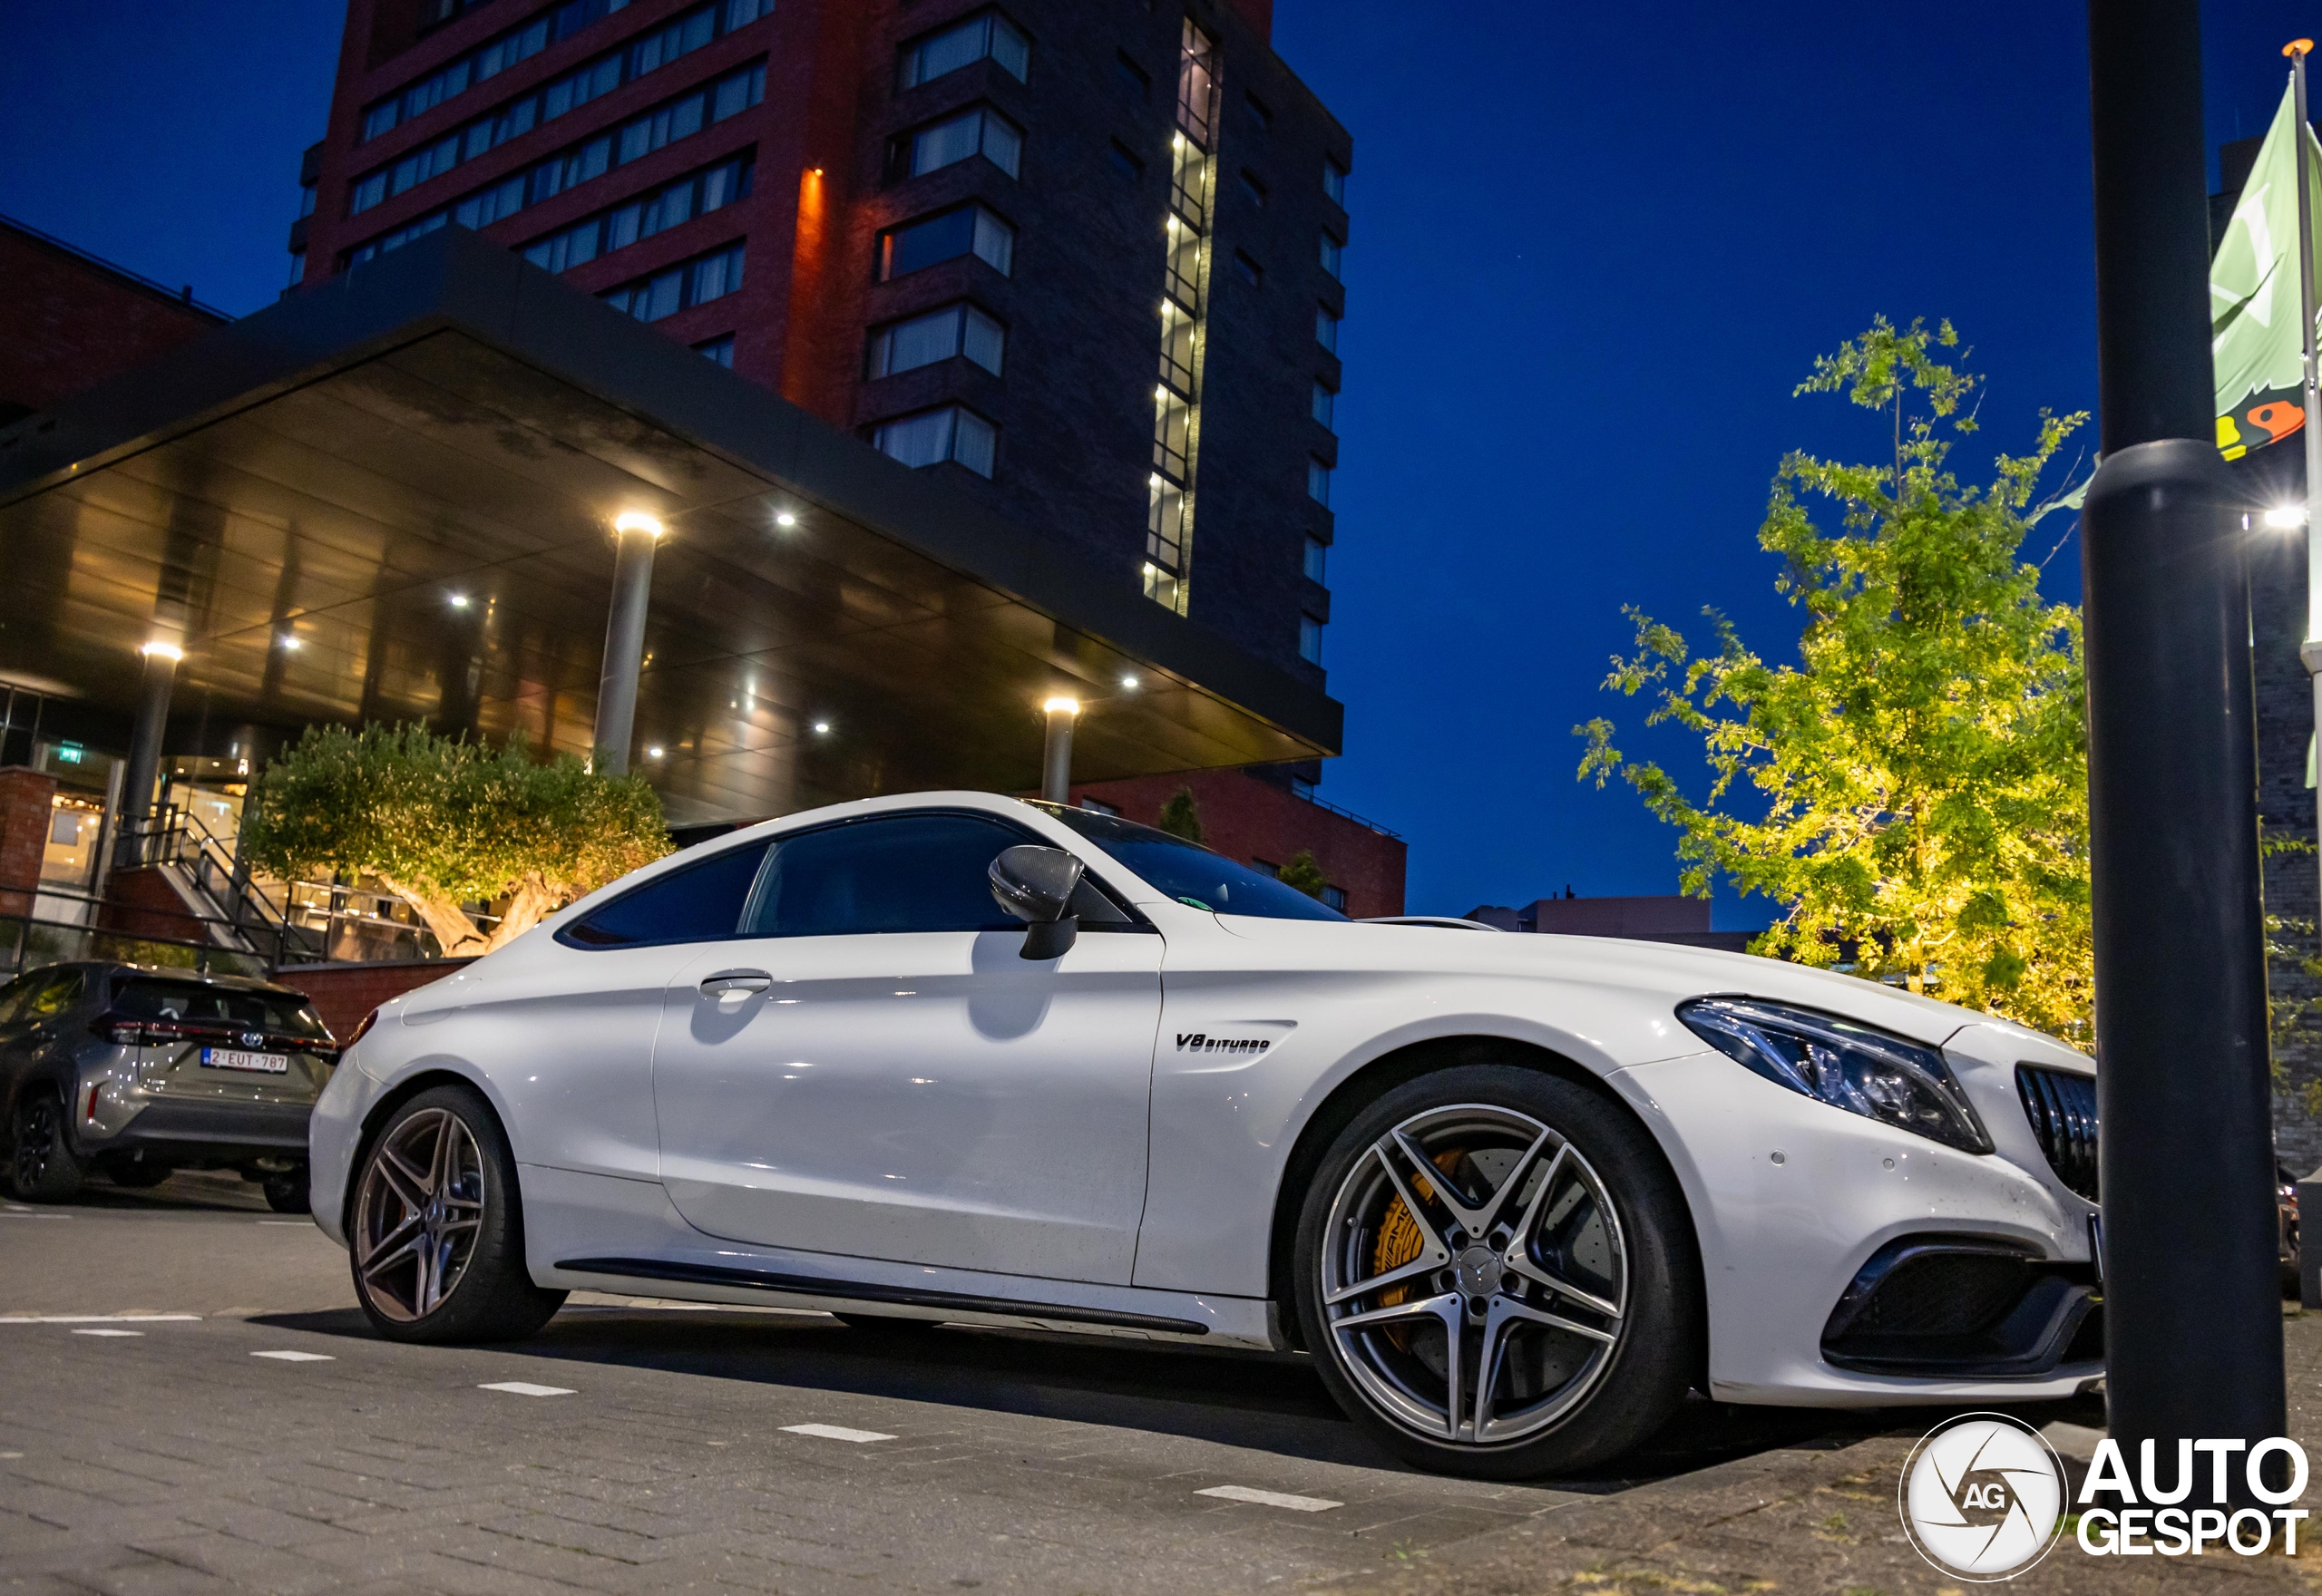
[1294,1064,1700,1478]
[349,1085,565,1343]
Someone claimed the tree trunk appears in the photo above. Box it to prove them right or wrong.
[374,873,488,959]
[483,873,561,953]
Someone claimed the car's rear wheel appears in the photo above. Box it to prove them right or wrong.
[1293,1064,1701,1479]
[262,1165,309,1214]
[9,1090,84,1202]
[349,1085,564,1343]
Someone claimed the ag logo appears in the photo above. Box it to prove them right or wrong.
[1898,1413,2066,1581]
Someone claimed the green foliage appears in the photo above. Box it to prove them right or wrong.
[239,723,670,956]
[1156,785,1205,843]
[1578,317,2093,1041]
[1277,849,1329,900]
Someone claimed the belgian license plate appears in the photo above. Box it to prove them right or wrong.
[200,1047,287,1075]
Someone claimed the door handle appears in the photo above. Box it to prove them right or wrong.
[699,968,772,996]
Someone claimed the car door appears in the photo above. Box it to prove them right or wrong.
[651,809,1164,1285]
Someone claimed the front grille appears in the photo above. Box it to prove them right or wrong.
[2017,1064,2098,1201]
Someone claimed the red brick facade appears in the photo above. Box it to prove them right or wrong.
[1061,767,1404,920]
[0,768,58,918]
[277,958,474,1045]
[0,223,229,420]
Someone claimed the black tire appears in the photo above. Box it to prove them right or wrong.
[103,1158,174,1189]
[1291,1063,1702,1480]
[9,1089,85,1202]
[348,1084,565,1344]
[834,1311,942,1334]
[262,1166,309,1214]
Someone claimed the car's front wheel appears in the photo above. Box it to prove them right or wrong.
[1293,1063,1702,1479]
[349,1085,564,1343]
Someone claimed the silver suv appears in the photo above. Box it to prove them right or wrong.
[0,963,339,1212]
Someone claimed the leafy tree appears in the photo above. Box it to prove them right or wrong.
[1156,785,1205,843]
[1277,849,1331,900]
[239,723,671,958]
[1577,318,2093,1041]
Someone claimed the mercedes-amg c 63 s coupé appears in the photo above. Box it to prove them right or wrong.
[308,792,2102,1478]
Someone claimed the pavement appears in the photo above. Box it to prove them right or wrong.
[0,1169,2314,1594]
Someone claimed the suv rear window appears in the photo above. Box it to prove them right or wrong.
[113,980,332,1039]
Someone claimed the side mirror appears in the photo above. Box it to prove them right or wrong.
[990,844,1083,960]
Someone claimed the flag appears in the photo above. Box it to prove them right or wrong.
[2211,80,2322,459]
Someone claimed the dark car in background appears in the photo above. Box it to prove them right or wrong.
[0,963,337,1211]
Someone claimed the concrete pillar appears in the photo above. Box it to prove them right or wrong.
[1040,698,1078,803]
[115,642,180,868]
[592,515,663,777]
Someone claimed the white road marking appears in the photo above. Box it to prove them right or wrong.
[73,1328,143,1338]
[251,1350,335,1362]
[781,1423,895,1444]
[0,1214,70,1221]
[479,1381,575,1397]
[1196,1485,1343,1513]
[256,1220,310,1227]
[0,1452,20,1458]
[0,1314,201,1324]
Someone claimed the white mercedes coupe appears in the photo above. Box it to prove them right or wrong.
[309,792,2102,1478]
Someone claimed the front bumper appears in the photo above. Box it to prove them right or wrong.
[1613,1046,2101,1406]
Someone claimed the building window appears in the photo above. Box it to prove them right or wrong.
[1234,251,1262,287]
[349,57,765,220]
[1239,170,1267,209]
[1244,92,1273,132]
[873,405,998,477]
[600,239,746,322]
[1290,776,1316,802]
[868,303,1006,378]
[1303,536,1328,583]
[898,12,1031,91]
[1307,458,1332,506]
[1322,159,1347,206]
[1140,18,1220,618]
[1078,796,1121,816]
[1320,232,1343,279]
[879,205,1015,279]
[1156,299,1195,392]
[1311,380,1334,429]
[521,151,752,273]
[894,106,1024,181]
[1316,305,1340,353]
[695,334,735,366]
[1299,615,1324,664]
[286,249,306,287]
[1115,52,1150,99]
[1321,884,1348,912]
[1107,141,1145,184]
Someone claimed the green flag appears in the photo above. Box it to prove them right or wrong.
[2211,79,2322,459]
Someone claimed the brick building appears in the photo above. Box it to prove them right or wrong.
[293,0,1351,694]
[0,217,230,425]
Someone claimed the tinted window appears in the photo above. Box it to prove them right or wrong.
[1034,804,1348,922]
[561,841,771,948]
[743,813,1039,937]
[112,980,328,1036]
[24,970,85,1018]
[0,974,36,1025]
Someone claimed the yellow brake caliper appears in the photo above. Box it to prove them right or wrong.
[1371,1150,1465,1338]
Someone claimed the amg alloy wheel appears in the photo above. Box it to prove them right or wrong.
[349,1085,564,1343]
[1294,1065,1700,1478]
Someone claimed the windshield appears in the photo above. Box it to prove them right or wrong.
[1031,803,1347,922]
[113,978,333,1039]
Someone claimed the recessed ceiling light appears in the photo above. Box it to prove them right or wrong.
[812,721,832,735]
[278,636,302,651]
[776,511,798,528]
[140,640,184,662]
[614,511,666,538]
[448,593,471,608]
[647,745,665,759]
[1120,674,1139,689]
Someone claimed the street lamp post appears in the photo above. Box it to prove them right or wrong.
[2084,0,2285,1482]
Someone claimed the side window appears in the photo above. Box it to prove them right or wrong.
[743,813,1040,938]
[0,975,32,1026]
[24,971,84,1018]
[560,841,773,948]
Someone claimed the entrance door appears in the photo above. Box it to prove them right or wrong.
[651,810,1163,1285]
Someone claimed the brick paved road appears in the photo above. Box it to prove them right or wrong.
[0,1170,2090,1595]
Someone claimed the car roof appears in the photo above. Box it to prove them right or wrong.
[22,962,312,1001]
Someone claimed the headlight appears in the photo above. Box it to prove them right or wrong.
[1676,997,1992,1153]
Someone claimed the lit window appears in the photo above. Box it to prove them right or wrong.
[899,12,1031,90]
[1299,616,1324,664]
[873,406,999,477]
[898,106,1024,180]
[1311,381,1334,429]
[880,206,1015,279]
[1303,537,1328,583]
[868,303,1006,378]
[1322,159,1346,206]
[1307,459,1332,507]
[1320,232,1343,279]
[1316,305,1340,353]
[696,334,735,366]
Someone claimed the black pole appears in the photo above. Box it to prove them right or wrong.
[2083,0,2284,1481]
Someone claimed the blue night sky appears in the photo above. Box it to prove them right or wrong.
[0,2,2307,920]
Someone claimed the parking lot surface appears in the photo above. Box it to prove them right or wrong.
[0,1170,2284,1594]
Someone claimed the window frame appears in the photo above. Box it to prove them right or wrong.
[889,104,1026,184]
[866,301,1007,380]
[1299,614,1325,665]
[877,203,1017,281]
[896,10,1033,92]
[871,404,1001,478]
[1316,304,1341,353]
